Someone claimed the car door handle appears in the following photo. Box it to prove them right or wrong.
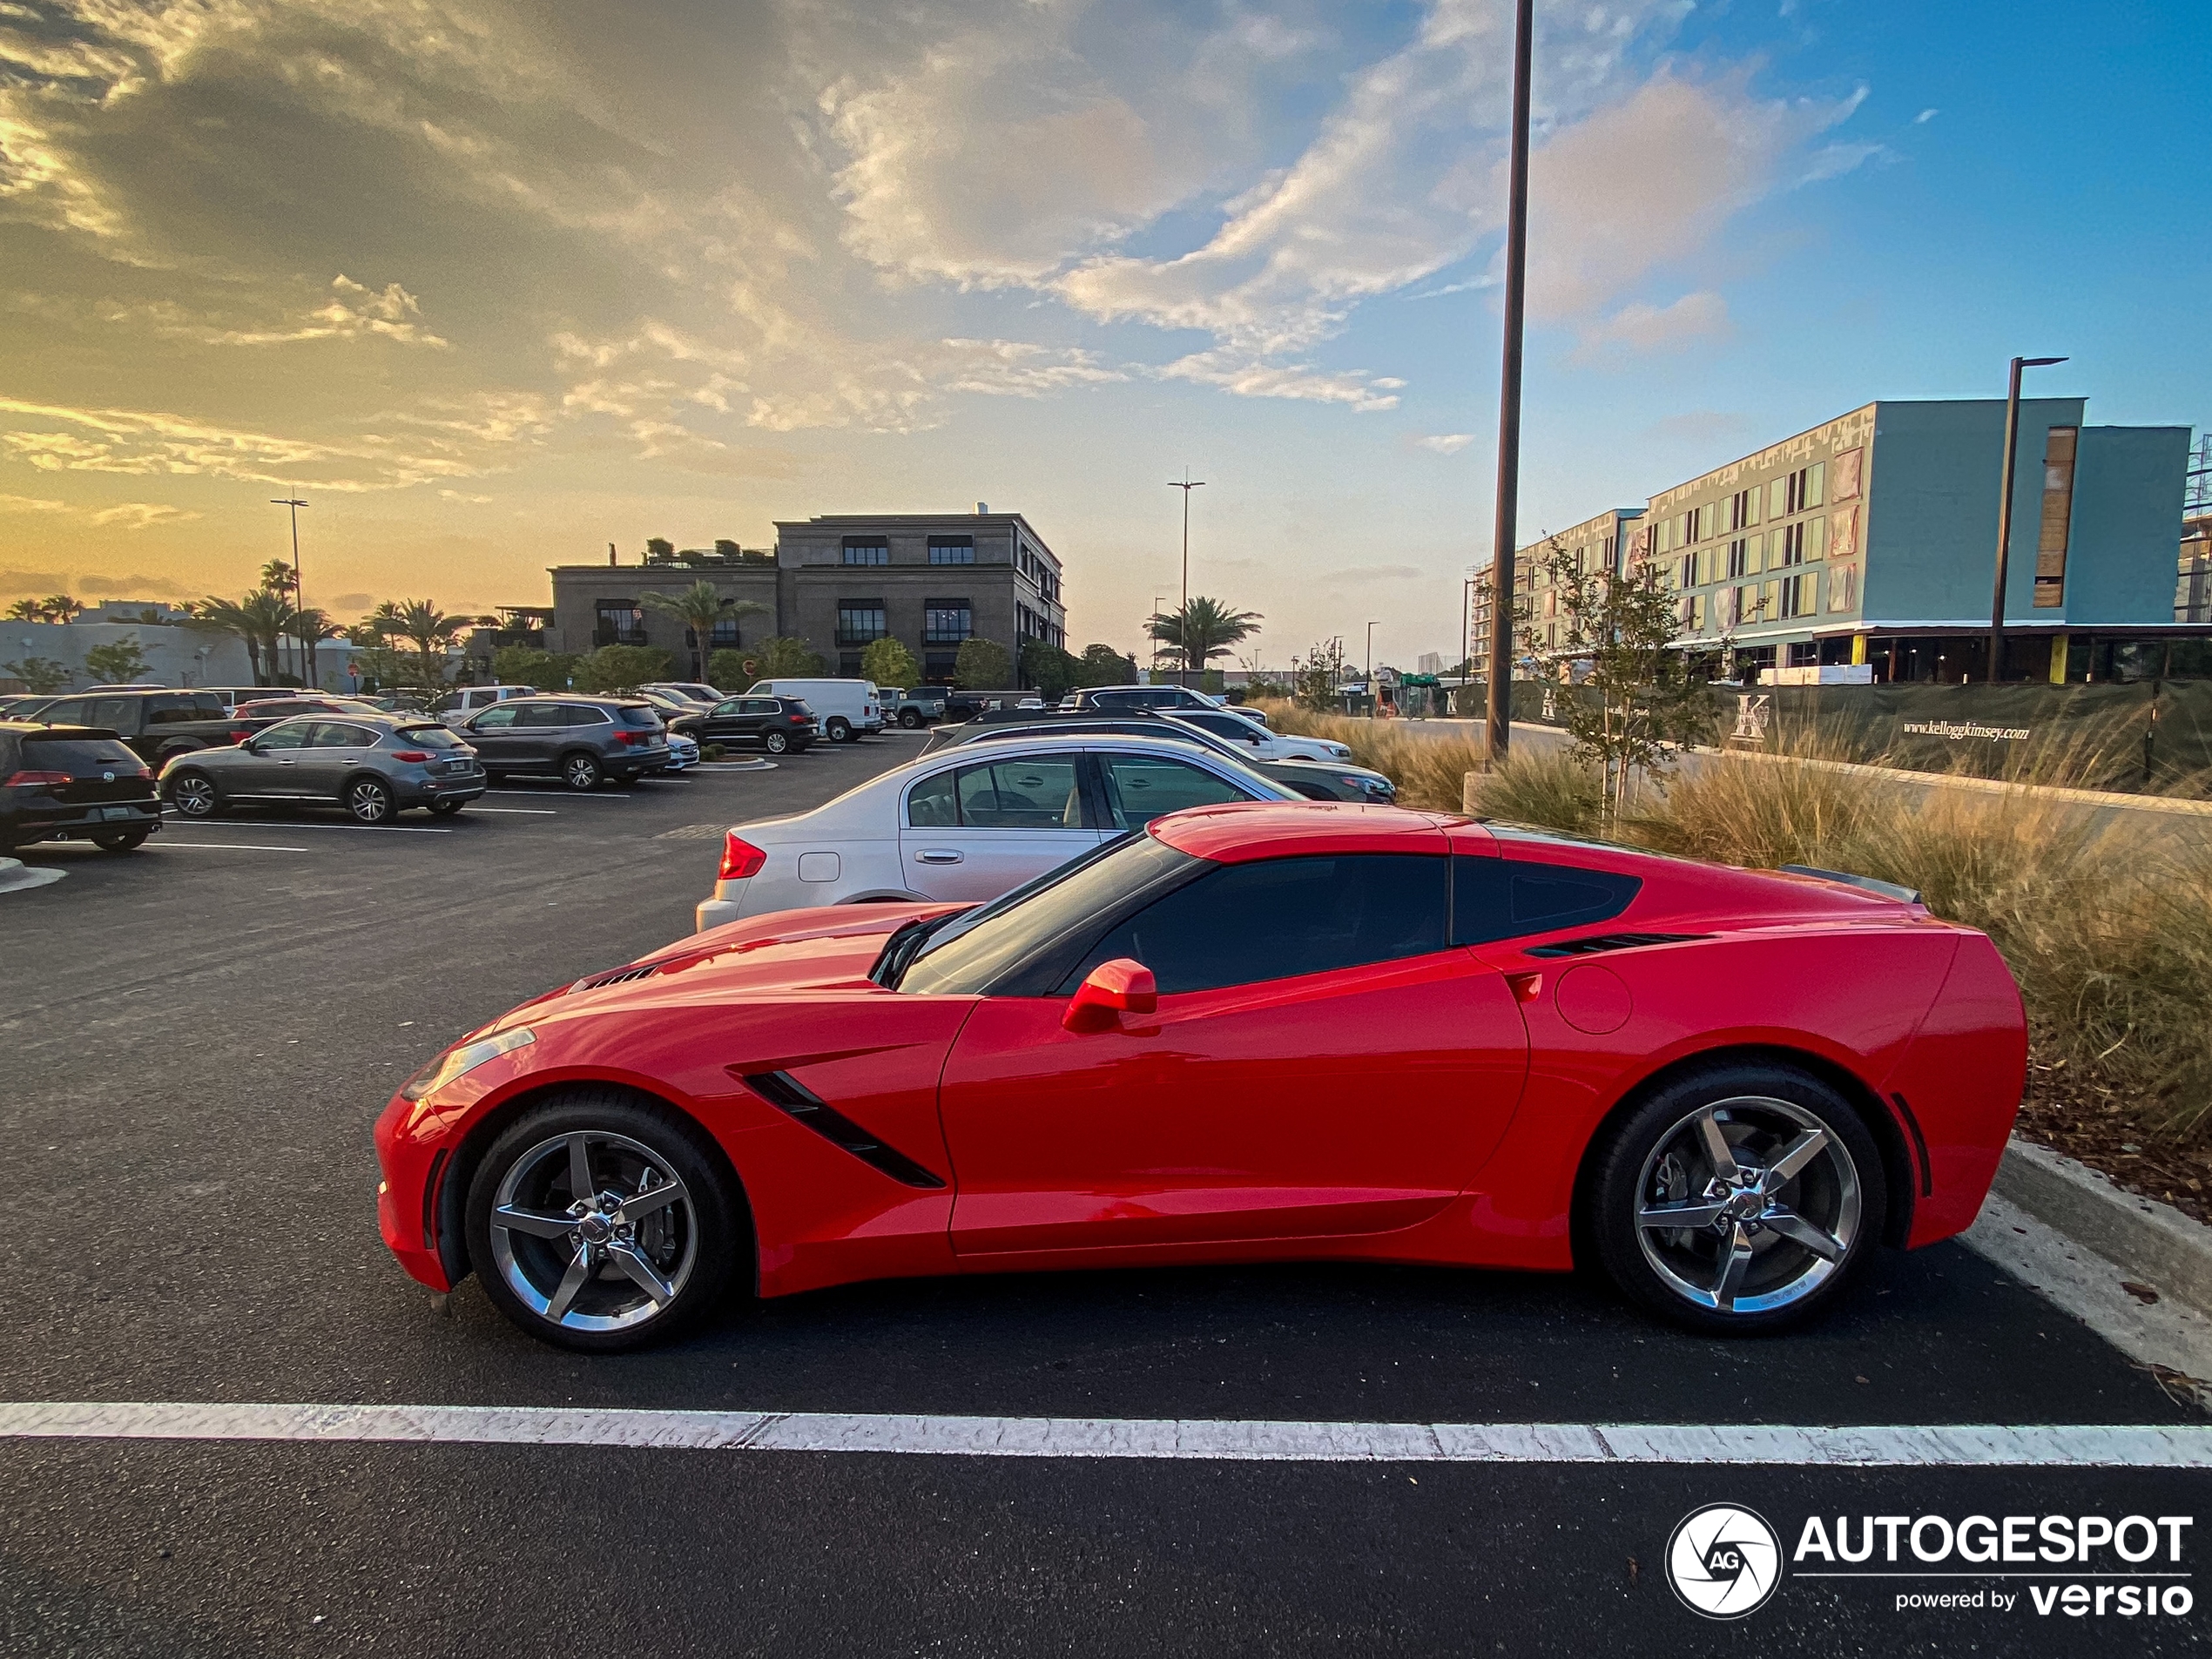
[914,849,963,864]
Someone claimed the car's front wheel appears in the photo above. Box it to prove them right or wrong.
[1586,1063,1885,1335]
[898,708,921,728]
[346,775,395,824]
[464,1089,745,1352]
[561,752,602,791]
[762,729,790,755]
[167,771,220,819]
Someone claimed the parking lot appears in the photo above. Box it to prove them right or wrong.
[1,728,2202,1656]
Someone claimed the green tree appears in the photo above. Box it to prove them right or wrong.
[2,656,70,693]
[186,596,264,684]
[1019,640,1086,700]
[706,648,756,691]
[1078,644,1136,686]
[640,580,770,681]
[954,637,1012,690]
[37,594,84,624]
[5,598,40,621]
[573,644,673,694]
[362,599,467,697]
[1145,596,1263,678]
[84,635,149,684]
[287,606,342,691]
[1533,539,1712,825]
[492,645,577,691]
[751,637,826,678]
[860,636,921,690]
[644,536,676,563]
[1294,637,1346,711]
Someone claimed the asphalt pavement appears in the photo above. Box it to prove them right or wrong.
[1,728,2204,1656]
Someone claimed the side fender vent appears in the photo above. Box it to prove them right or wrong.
[740,1070,948,1190]
[1523,931,1709,960]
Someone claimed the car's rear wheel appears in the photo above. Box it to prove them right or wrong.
[1587,1063,1884,1334]
[346,775,395,824]
[561,752,602,791]
[464,1090,745,1352]
[826,717,852,743]
[167,771,220,819]
[762,730,790,755]
[899,708,921,728]
[90,828,151,852]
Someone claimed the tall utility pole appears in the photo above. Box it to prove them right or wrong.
[1986,356,2066,683]
[1484,0,1534,766]
[270,496,307,685]
[1169,473,1205,685]
[1366,620,1379,703]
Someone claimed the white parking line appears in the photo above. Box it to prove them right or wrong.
[1,1404,2206,1467]
[486,789,629,801]
[463,806,557,815]
[156,842,311,853]
[161,819,453,835]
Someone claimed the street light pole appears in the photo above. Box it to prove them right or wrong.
[1484,0,1534,767]
[1986,356,2065,683]
[1366,619,1379,715]
[270,496,307,685]
[1168,474,1205,686]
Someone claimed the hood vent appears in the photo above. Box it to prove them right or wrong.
[574,962,660,991]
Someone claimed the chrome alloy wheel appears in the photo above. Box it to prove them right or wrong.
[488,1130,698,1333]
[170,773,218,818]
[1633,1096,1861,1316]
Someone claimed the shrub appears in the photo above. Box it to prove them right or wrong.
[954,637,1011,690]
[491,645,575,691]
[861,637,921,690]
[573,644,672,694]
[751,637,827,678]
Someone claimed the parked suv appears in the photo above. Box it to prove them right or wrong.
[458,696,671,787]
[160,714,487,824]
[880,687,948,728]
[430,685,536,728]
[668,694,817,755]
[0,722,163,853]
[13,688,239,767]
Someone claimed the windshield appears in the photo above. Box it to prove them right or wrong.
[897,833,1194,996]
[395,725,469,750]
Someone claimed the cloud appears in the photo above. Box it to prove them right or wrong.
[328,591,377,613]
[0,567,71,596]
[90,501,199,529]
[76,571,196,595]
[1916,107,1939,124]
[1155,350,1400,411]
[1574,290,1731,360]
[1413,433,1474,454]
[1325,563,1427,583]
[0,492,68,513]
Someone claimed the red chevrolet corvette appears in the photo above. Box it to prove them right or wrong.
[375,803,2026,1351]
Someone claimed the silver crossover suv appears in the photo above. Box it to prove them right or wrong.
[159,714,487,824]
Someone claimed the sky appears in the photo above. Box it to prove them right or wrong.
[0,0,2204,669]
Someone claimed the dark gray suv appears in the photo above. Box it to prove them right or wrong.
[459,696,671,789]
[160,715,486,824]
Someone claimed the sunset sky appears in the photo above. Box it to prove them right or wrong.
[0,0,2202,666]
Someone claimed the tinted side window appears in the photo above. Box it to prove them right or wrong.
[254,722,311,751]
[738,698,778,715]
[39,699,89,725]
[89,697,135,729]
[954,758,1081,830]
[307,722,378,748]
[1452,857,1642,946]
[1062,853,1450,995]
[1097,754,1252,829]
[519,704,571,727]
[472,705,520,730]
[148,694,194,724]
[907,769,959,826]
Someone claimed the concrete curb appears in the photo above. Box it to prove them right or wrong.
[0,857,64,894]
[1993,1137,2212,1318]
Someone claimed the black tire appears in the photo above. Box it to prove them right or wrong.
[762,729,790,755]
[560,752,602,791]
[898,708,921,729]
[346,774,395,825]
[464,1089,746,1353]
[90,829,151,853]
[826,718,852,744]
[167,771,221,819]
[429,798,465,816]
[1585,1062,1885,1335]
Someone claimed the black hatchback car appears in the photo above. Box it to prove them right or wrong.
[0,722,163,853]
[668,694,818,754]
[457,696,671,787]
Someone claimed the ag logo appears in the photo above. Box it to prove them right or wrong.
[1667,1503,1782,1620]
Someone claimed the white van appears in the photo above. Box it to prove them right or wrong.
[429,684,537,729]
[746,678,884,743]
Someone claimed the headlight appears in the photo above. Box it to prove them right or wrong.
[398,1027,535,1102]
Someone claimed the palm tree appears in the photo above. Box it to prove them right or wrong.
[367,599,466,696]
[186,592,293,685]
[287,606,344,691]
[237,589,299,684]
[37,594,84,624]
[642,580,769,680]
[1145,596,1264,679]
[5,598,40,621]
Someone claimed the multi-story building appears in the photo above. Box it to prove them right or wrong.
[1469,506,1642,671]
[1477,398,2194,683]
[546,509,1066,686]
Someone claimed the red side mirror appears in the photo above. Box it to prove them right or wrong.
[1061,958,1157,1033]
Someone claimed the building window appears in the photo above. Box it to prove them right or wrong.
[1676,553,1694,590]
[928,537,974,564]
[1727,489,1757,532]
[1777,523,1806,566]
[1726,538,1750,581]
[1782,462,1826,516]
[923,651,959,681]
[1777,572,1813,619]
[1828,564,1859,612]
[924,600,973,644]
[838,651,864,676]
[2036,428,2078,609]
[594,601,645,646]
[1805,515,1829,561]
[710,616,743,647]
[841,539,889,566]
[835,601,887,646]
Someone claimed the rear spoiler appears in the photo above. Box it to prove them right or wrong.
[1778,863,1923,906]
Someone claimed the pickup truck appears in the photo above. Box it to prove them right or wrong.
[879,686,948,728]
[13,688,245,766]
